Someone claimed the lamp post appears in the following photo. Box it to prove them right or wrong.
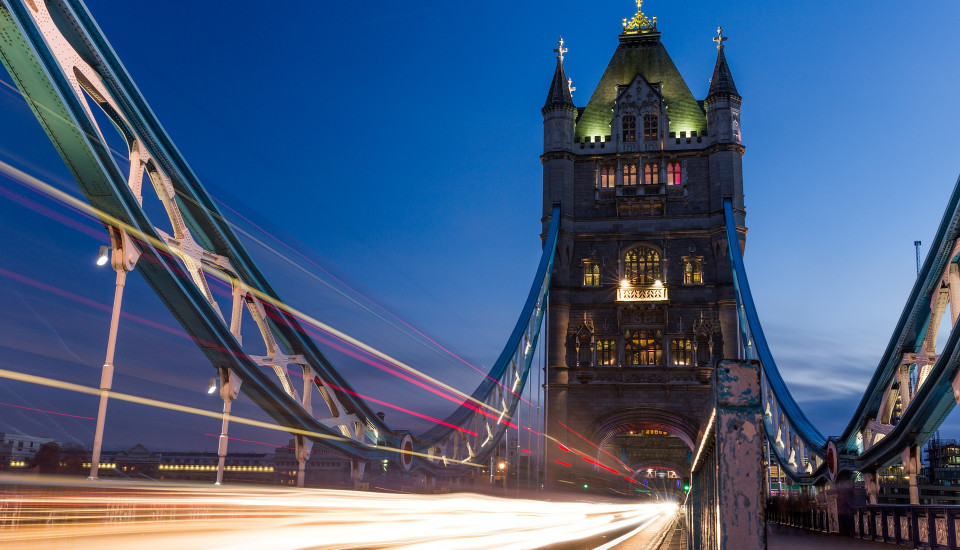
[88,228,139,480]
[214,367,241,485]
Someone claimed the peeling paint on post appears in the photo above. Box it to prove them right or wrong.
[716,360,765,550]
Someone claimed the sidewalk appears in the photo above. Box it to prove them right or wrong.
[768,523,897,549]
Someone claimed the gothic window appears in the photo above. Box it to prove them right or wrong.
[622,116,637,142]
[599,165,615,189]
[671,338,692,366]
[643,114,659,141]
[643,163,660,185]
[624,246,660,284]
[683,258,703,285]
[624,329,661,366]
[623,163,638,186]
[596,338,617,366]
[666,162,682,185]
[583,263,601,287]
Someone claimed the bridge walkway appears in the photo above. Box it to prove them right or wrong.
[604,511,684,550]
[767,524,896,549]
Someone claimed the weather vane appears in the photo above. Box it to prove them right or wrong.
[553,37,568,62]
[623,0,656,32]
[714,26,728,50]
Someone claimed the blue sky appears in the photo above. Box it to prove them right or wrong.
[1,0,960,454]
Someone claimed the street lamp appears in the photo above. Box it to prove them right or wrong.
[88,229,140,481]
[96,246,110,266]
[207,377,217,394]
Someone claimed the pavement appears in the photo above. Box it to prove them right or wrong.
[767,523,899,549]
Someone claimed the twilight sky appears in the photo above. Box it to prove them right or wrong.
[1,0,960,455]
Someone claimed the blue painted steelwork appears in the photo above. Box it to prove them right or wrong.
[0,0,559,473]
[724,164,960,481]
[723,199,827,481]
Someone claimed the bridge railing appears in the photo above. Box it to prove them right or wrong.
[853,504,960,548]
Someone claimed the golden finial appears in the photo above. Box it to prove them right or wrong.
[623,0,656,33]
[553,37,568,62]
[713,26,728,50]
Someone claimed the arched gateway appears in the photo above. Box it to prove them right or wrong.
[541,5,746,492]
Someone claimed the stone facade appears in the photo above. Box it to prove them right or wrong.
[541,20,746,488]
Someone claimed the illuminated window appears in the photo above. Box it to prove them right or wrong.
[596,339,617,366]
[671,338,692,366]
[622,116,637,142]
[599,165,615,188]
[583,263,601,287]
[624,246,660,285]
[624,329,661,366]
[666,162,681,185]
[683,258,703,284]
[623,163,638,186]
[643,115,658,141]
[643,163,660,185]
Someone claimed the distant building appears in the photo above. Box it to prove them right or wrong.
[76,443,276,484]
[925,438,960,486]
[0,432,56,469]
[871,439,960,505]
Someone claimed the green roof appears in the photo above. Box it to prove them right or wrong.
[576,32,707,139]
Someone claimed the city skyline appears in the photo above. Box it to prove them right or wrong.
[1,0,960,456]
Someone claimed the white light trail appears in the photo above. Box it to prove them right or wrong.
[0,476,677,550]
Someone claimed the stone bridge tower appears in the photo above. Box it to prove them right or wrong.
[541,6,746,492]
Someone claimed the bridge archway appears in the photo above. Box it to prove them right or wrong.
[588,407,699,451]
[585,407,699,480]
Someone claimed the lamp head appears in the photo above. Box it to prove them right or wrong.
[96,245,110,266]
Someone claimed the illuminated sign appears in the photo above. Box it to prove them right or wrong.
[617,287,667,302]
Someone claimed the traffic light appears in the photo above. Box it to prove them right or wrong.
[683,484,690,492]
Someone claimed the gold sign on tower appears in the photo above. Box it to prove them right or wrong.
[622,0,657,33]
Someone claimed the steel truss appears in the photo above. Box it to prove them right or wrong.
[0,0,559,475]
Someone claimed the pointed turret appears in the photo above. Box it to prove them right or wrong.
[542,38,576,220]
[543,40,574,112]
[704,26,744,216]
[706,33,740,100]
[705,26,742,145]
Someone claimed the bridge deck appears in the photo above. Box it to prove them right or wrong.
[768,524,895,549]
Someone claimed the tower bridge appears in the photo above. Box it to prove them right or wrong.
[1,0,959,549]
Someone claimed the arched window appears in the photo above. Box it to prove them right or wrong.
[599,164,615,188]
[624,246,660,285]
[623,163,638,186]
[643,163,659,185]
[643,114,658,141]
[671,338,692,366]
[583,263,601,286]
[596,338,617,366]
[683,258,702,285]
[666,162,681,185]
[624,329,661,366]
[622,116,637,142]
